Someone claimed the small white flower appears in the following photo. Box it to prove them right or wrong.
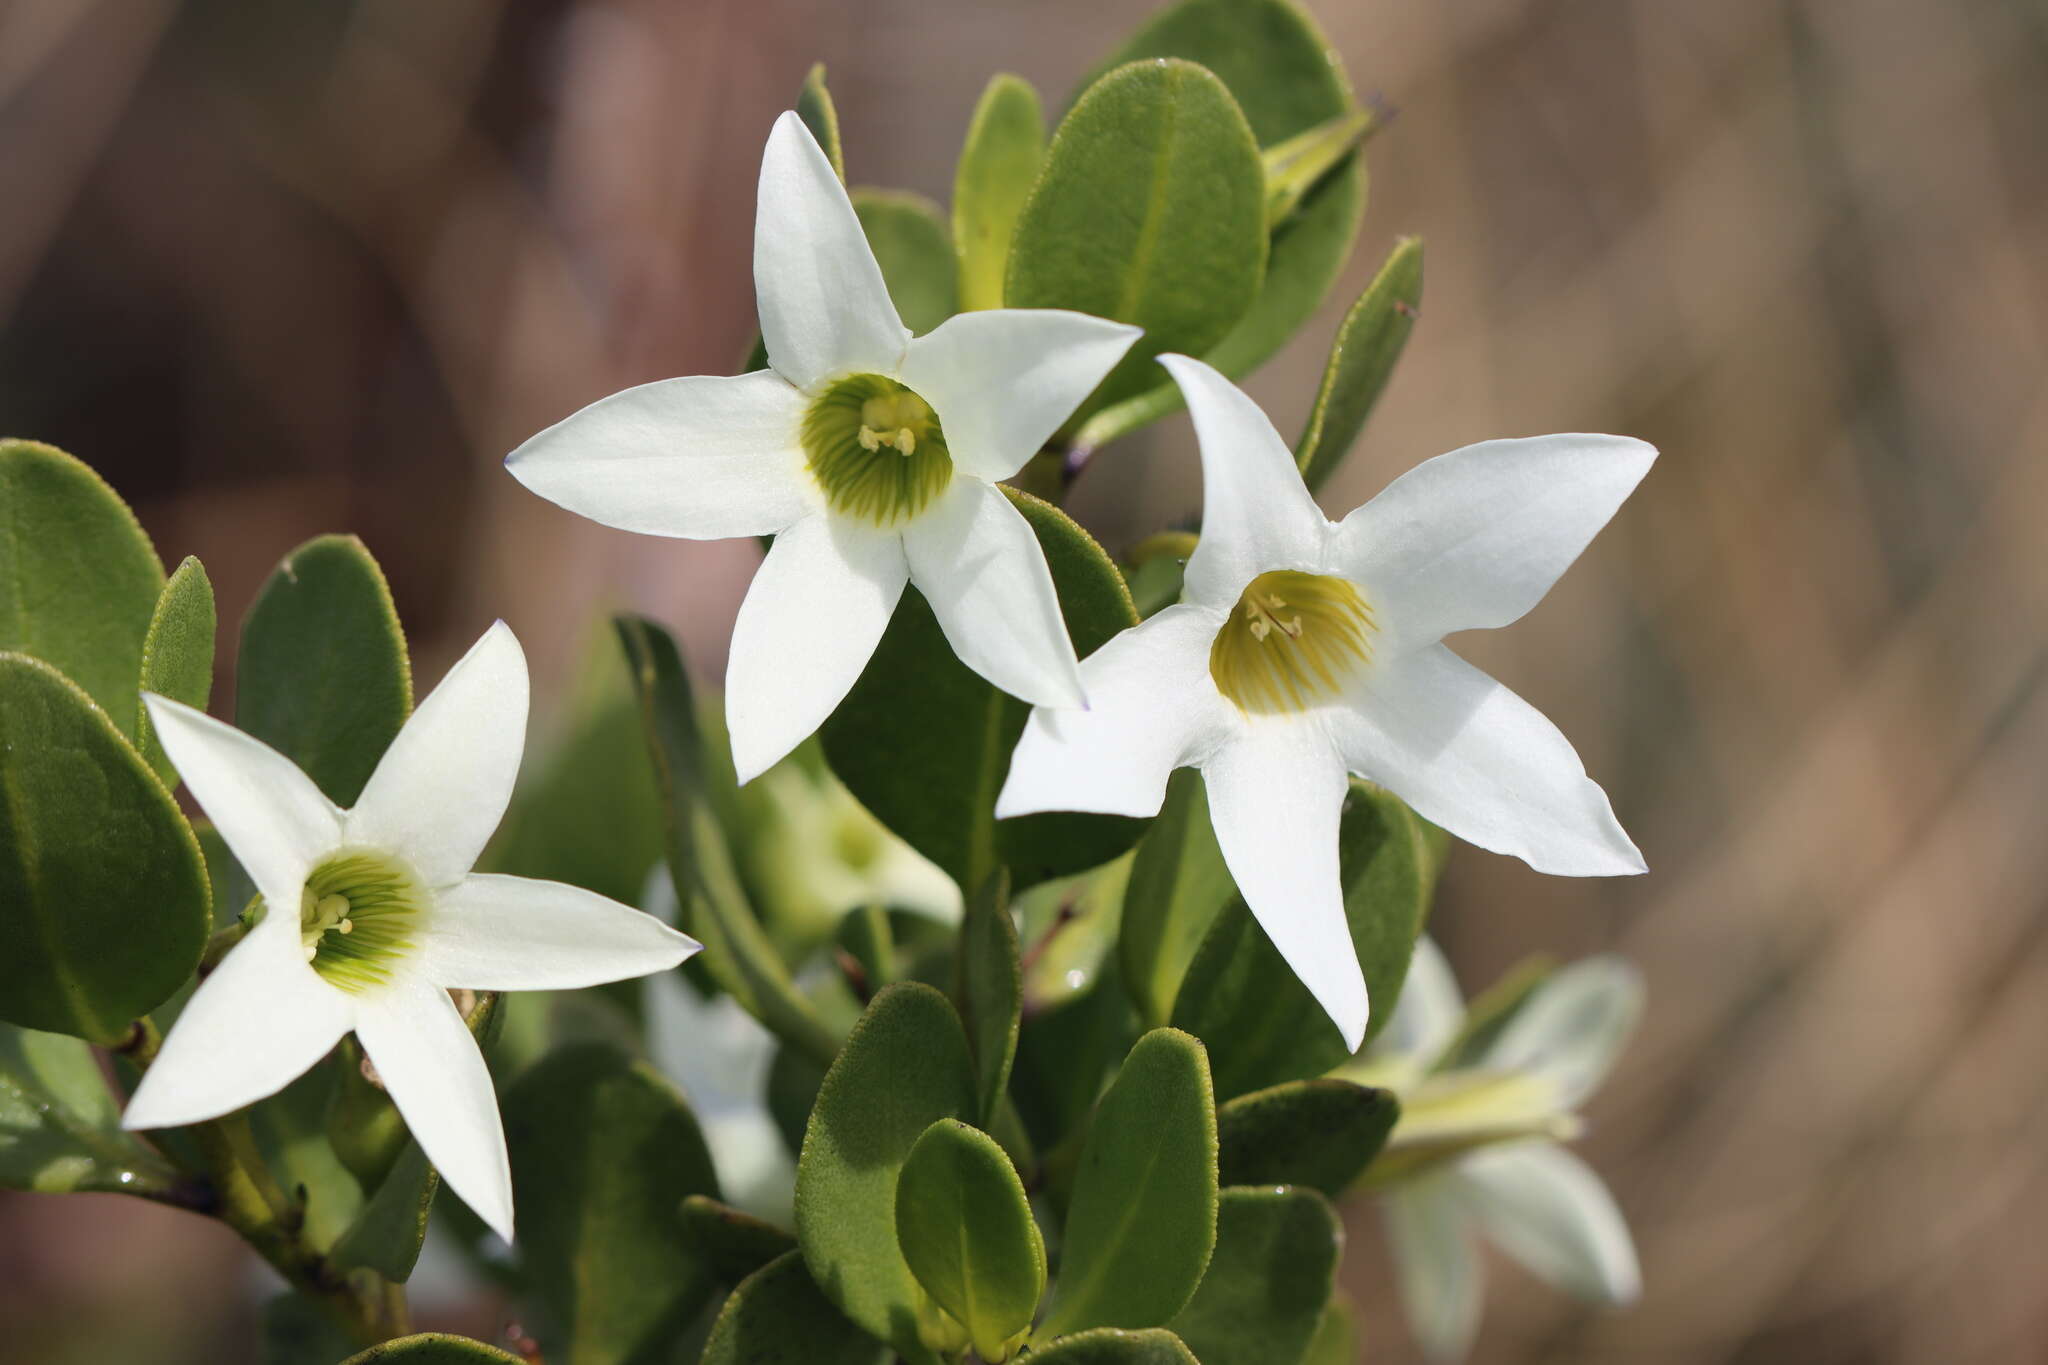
[122,623,699,1243]
[506,112,1142,783]
[998,355,1652,1048]
[1362,941,1644,1361]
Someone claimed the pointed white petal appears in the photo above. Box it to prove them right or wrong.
[348,623,529,889]
[996,604,1237,819]
[419,873,700,991]
[1331,645,1645,877]
[898,309,1141,481]
[726,513,908,784]
[1332,434,1654,646]
[1383,1177,1486,1362]
[1158,355,1331,607]
[355,979,514,1244]
[1376,936,1467,1070]
[1483,955,1643,1108]
[122,915,352,1130]
[755,111,908,390]
[1201,726,1366,1050]
[141,694,341,911]
[505,371,813,540]
[901,480,1083,709]
[1459,1142,1642,1304]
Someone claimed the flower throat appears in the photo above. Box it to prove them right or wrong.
[1210,570,1377,714]
[802,374,953,525]
[297,849,425,992]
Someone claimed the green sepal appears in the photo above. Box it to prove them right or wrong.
[798,63,845,181]
[336,1335,524,1364]
[953,871,1021,1127]
[1167,1185,1342,1365]
[1118,769,1232,1029]
[953,73,1046,311]
[0,653,210,1042]
[895,1118,1045,1361]
[1294,237,1424,492]
[135,555,216,784]
[680,1193,798,1283]
[0,1021,190,1199]
[1215,1077,1398,1197]
[700,1250,891,1365]
[795,982,977,1364]
[1026,1328,1200,1364]
[1036,1029,1218,1340]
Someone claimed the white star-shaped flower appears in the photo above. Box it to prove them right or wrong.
[1356,940,1643,1361]
[122,623,699,1243]
[999,355,1653,1049]
[506,112,1141,783]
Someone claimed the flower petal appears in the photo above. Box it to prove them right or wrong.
[505,370,813,540]
[347,622,528,889]
[1331,645,1645,877]
[122,914,352,1130]
[1330,434,1654,645]
[1158,355,1332,607]
[898,309,1141,481]
[726,513,908,785]
[755,111,909,390]
[354,978,514,1244]
[901,479,1084,709]
[418,873,700,991]
[1383,1177,1486,1362]
[141,693,341,912]
[1201,724,1366,1050]
[1483,955,1643,1109]
[996,603,1236,820]
[1375,936,1467,1072]
[1458,1142,1641,1304]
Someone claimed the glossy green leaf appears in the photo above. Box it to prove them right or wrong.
[338,1335,524,1365]
[1168,1186,1341,1365]
[1295,237,1424,492]
[1027,1328,1200,1364]
[820,490,1144,894]
[701,1250,890,1365]
[954,74,1045,311]
[503,1042,720,1365]
[1172,782,1431,1100]
[0,654,209,1042]
[1007,59,1266,414]
[795,983,977,1364]
[237,535,411,807]
[0,1022,188,1198]
[1010,959,1133,1154]
[953,872,1020,1126]
[1301,1292,1360,1365]
[0,439,164,727]
[854,189,958,336]
[798,63,844,181]
[616,614,839,1065]
[1038,1029,1218,1339]
[134,556,216,784]
[1215,1078,1398,1197]
[1119,770,1233,1028]
[896,1119,1045,1360]
[681,1193,798,1283]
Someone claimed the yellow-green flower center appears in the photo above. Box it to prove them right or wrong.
[802,374,953,525]
[298,849,427,992]
[1209,570,1377,714]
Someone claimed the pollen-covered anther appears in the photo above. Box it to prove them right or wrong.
[803,374,953,525]
[1210,569,1377,715]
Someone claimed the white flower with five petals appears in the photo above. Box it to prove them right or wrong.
[999,356,1652,1049]
[122,623,699,1243]
[506,112,1141,782]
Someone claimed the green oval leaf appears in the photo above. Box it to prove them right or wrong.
[896,1119,1045,1360]
[0,440,164,728]
[953,872,1021,1127]
[338,1335,524,1365]
[682,1193,798,1283]
[1168,1186,1342,1365]
[701,1250,890,1365]
[1216,1078,1397,1197]
[1118,769,1232,1029]
[0,654,209,1042]
[1172,782,1431,1100]
[1028,1328,1200,1364]
[1295,237,1424,492]
[796,983,977,1364]
[954,74,1045,311]
[0,1022,187,1198]
[237,535,411,807]
[1038,1028,1218,1339]
[854,189,958,336]
[820,490,1144,893]
[502,1041,721,1365]
[135,556,216,784]
[1007,58,1266,414]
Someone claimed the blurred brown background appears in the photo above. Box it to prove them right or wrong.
[4,0,2045,1360]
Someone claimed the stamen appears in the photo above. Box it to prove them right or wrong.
[1210,570,1377,715]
